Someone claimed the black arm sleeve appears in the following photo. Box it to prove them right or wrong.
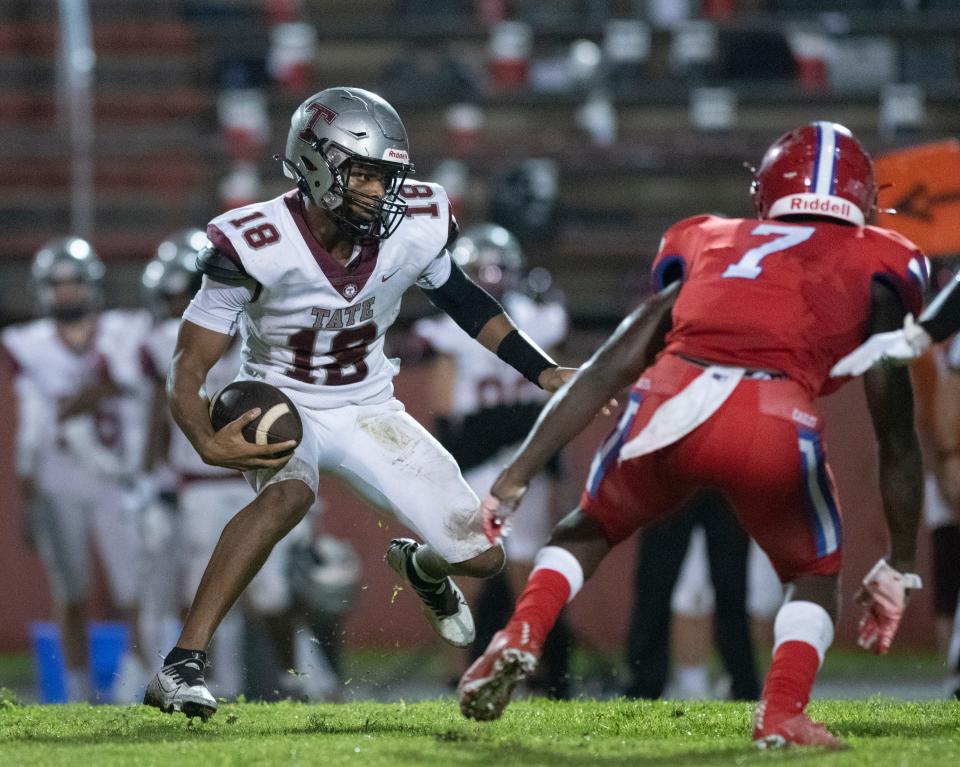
[446,213,460,250]
[919,272,960,342]
[196,246,256,287]
[420,260,503,338]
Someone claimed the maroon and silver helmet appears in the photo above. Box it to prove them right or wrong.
[280,87,414,240]
[141,229,207,318]
[31,236,105,320]
[452,223,526,298]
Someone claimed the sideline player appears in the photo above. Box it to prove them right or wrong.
[143,87,574,719]
[4,238,152,701]
[459,122,927,749]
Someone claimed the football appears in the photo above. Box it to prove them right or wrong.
[209,381,303,450]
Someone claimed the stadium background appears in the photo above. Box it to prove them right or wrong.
[1,0,958,662]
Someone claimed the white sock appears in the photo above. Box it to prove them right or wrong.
[532,546,584,602]
[773,600,834,665]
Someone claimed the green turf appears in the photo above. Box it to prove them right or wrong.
[1,697,958,766]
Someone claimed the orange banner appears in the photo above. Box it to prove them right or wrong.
[876,140,960,257]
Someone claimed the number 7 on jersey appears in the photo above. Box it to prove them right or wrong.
[722,224,815,280]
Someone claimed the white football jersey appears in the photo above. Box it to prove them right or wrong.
[414,291,568,416]
[97,309,154,478]
[142,317,243,476]
[2,309,152,490]
[191,183,453,410]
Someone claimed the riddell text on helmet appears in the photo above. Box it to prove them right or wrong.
[790,197,852,217]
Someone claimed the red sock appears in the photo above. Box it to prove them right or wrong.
[760,640,821,721]
[508,568,571,646]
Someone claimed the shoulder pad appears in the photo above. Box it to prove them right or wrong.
[196,246,254,286]
[864,224,922,255]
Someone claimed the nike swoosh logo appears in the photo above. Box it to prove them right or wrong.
[382,268,403,282]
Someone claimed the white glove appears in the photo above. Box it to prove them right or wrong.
[830,314,931,378]
[855,558,922,655]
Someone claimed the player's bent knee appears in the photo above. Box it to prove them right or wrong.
[256,479,314,535]
[546,508,611,579]
[789,573,840,621]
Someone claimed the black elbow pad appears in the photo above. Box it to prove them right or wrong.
[421,261,503,338]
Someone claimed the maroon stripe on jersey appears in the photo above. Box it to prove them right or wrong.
[0,342,22,375]
[95,352,117,387]
[283,191,379,301]
[206,224,244,270]
[140,345,163,381]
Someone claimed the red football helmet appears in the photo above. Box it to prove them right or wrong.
[751,121,876,226]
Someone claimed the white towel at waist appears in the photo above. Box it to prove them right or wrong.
[619,366,745,461]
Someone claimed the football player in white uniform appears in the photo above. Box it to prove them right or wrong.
[414,224,573,692]
[144,87,574,719]
[4,238,151,702]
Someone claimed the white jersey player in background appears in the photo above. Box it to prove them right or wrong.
[416,225,567,567]
[414,224,573,693]
[3,238,152,702]
[144,87,575,720]
[138,232,331,700]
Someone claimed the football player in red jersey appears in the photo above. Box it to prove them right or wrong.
[459,122,928,749]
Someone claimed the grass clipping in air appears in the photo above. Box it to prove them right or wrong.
[1,698,959,766]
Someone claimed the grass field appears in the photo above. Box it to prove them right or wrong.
[1,696,958,766]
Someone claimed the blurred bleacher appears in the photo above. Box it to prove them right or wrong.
[2,0,960,323]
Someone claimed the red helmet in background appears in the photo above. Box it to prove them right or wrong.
[751,121,876,226]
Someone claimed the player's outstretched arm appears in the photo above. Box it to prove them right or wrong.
[168,320,295,471]
[831,270,960,378]
[491,282,679,508]
[858,282,924,654]
[422,260,575,391]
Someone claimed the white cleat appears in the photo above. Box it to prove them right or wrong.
[143,653,218,721]
[386,538,475,648]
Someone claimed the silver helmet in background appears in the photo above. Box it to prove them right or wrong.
[281,87,414,240]
[31,236,105,321]
[451,223,526,299]
[141,229,207,319]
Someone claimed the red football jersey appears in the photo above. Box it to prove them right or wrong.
[652,215,927,397]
